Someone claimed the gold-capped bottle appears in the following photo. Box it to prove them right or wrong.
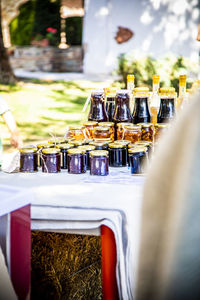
[150,75,160,125]
[127,74,135,112]
[177,75,187,109]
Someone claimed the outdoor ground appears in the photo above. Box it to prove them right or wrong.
[0,79,121,152]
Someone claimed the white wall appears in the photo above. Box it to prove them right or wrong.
[83,0,200,75]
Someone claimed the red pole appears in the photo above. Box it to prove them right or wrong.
[101,225,119,300]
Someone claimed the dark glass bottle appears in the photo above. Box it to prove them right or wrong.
[108,143,127,167]
[19,147,38,173]
[105,88,116,122]
[113,90,132,124]
[88,90,108,122]
[128,147,147,174]
[67,149,86,174]
[157,88,176,123]
[132,87,151,124]
[90,150,109,176]
[42,148,61,173]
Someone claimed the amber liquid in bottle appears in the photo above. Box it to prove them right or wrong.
[132,97,151,124]
[88,94,108,122]
[157,98,175,123]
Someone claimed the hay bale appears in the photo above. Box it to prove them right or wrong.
[31,231,102,300]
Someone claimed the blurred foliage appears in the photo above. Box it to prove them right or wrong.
[10,1,36,46]
[66,17,83,46]
[116,53,198,92]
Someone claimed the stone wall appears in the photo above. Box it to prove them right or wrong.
[9,46,83,72]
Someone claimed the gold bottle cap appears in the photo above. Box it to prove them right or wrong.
[42,148,61,154]
[78,145,96,151]
[117,122,133,127]
[19,147,38,153]
[109,143,126,149]
[124,125,141,130]
[94,126,110,132]
[153,74,160,84]
[128,147,147,153]
[127,74,135,82]
[137,122,153,127]
[36,143,52,149]
[67,148,86,155]
[90,150,109,157]
[68,140,86,146]
[98,122,114,127]
[48,138,66,145]
[114,139,131,145]
[83,121,98,126]
[68,125,84,130]
[56,143,74,150]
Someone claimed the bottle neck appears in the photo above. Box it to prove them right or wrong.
[153,83,159,94]
[127,81,134,91]
[179,85,186,97]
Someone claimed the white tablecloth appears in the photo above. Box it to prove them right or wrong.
[0,168,145,300]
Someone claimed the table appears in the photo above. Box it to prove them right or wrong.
[0,185,33,300]
[0,169,144,300]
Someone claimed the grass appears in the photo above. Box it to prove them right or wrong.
[0,79,112,152]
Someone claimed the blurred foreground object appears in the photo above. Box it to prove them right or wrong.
[136,92,200,300]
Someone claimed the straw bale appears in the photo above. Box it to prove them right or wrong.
[31,231,102,300]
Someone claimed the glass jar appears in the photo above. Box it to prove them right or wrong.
[116,122,133,140]
[83,121,98,138]
[98,122,115,141]
[68,139,86,148]
[124,125,141,143]
[41,148,61,173]
[113,90,132,124]
[36,143,52,167]
[138,123,154,142]
[93,126,111,140]
[67,148,86,174]
[19,147,38,173]
[78,145,96,170]
[157,87,176,123]
[154,123,170,142]
[56,143,74,169]
[90,150,109,176]
[128,147,147,174]
[114,140,131,165]
[105,88,116,122]
[88,90,108,122]
[65,125,87,140]
[108,143,127,167]
[132,87,151,124]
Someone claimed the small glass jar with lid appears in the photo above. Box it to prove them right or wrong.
[88,90,108,122]
[128,147,147,174]
[133,87,151,124]
[114,140,131,165]
[154,123,170,142]
[90,150,109,176]
[124,125,141,143]
[157,87,176,123]
[93,126,111,140]
[108,143,127,167]
[138,123,154,142]
[98,122,115,141]
[67,148,86,174]
[19,147,38,173]
[41,148,61,173]
[83,121,98,138]
[78,145,96,170]
[65,125,87,140]
[68,139,86,148]
[56,143,74,169]
[36,143,52,167]
[116,122,133,140]
[105,88,116,122]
